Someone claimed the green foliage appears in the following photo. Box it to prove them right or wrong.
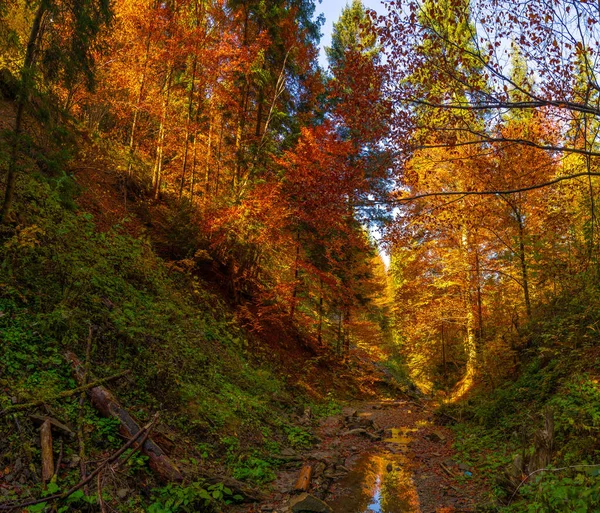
[232,454,276,484]
[0,171,304,508]
[325,0,379,69]
[506,470,600,513]
[310,394,342,418]
[148,481,242,513]
[285,425,313,449]
[26,487,97,512]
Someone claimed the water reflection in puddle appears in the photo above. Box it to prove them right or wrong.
[329,427,420,513]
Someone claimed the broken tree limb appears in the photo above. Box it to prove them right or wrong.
[440,462,455,478]
[78,328,93,495]
[0,413,159,512]
[40,419,55,485]
[0,370,131,416]
[66,352,182,482]
[293,464,312,493]
[29,415,74,437]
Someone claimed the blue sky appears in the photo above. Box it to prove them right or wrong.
[315,0,384,68]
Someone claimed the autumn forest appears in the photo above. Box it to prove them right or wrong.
[2,0,600,511]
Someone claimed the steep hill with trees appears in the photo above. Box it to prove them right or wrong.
[3,0,600,511]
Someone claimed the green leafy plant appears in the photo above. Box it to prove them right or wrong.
[148,481,242,513]
[232,454,276,484]
[285,425,313,449]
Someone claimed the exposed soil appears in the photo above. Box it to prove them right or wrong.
[233,398,489,513]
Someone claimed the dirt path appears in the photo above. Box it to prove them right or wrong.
[233,398,488,513]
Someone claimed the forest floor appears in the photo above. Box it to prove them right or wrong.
[232,398,489,513]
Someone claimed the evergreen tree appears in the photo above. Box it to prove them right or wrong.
[1,0,113,223]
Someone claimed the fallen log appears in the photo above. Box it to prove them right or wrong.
[66,352,182,482]
[0,414,158,511]
[293,464,312,493]
[40,419,55,485]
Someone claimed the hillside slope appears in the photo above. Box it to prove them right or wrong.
[0,97,398,512]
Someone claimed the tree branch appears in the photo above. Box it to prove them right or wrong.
[388,172,600,203]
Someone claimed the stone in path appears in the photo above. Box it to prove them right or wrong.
[290,493,333,513]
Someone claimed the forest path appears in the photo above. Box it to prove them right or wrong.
[234,399,488,513]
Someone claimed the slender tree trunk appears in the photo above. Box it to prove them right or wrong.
[189,130,198,204]
[474,246,483,339]
[337,311,343,355]
[179,54,197,200]
[343,307,351,356]
[515,209,532,318]
[215,114,224,198]
[1,2,46,224]
[290,231,301,319]
[127,34,152,179]
[152,67,173,200]
[203,113,213,200]
[317,278,324,347]
[233,5,249,197]
[461,224,477,383]
[234,87,248,195]
[441,318,447,380]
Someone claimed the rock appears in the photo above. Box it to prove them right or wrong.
[323,466,337,479]
[346,418,374,430]
[281,448,298,457]
[342,428,380,440]
[425,431,445,443]
[313,462,326,477]
[341,407,358,417]
[290,493,333,513]
[117,488,128,499]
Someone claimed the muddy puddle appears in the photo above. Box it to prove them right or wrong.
[328,427,420,513]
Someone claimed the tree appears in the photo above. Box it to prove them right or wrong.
[1,0,112,223]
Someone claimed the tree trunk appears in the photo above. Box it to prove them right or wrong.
[152,67,173,200]
[461,224,477,385]
[204,115,213,199]
[40,419,55,485]
[189,130,198,204]
[126,33,152,178]
[317,278,324,347]
[1,2,46,224]
[290,232,301,319]
[343,307,351,356]
[179,55,198,200]
[474,246,483,339]
[515,209,532,318]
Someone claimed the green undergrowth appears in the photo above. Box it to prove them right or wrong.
[441,279,600,512]
[0,172,322,511]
